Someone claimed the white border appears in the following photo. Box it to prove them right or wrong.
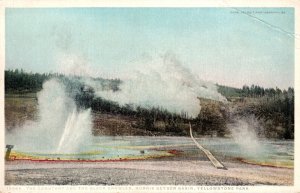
[0,0,299,193]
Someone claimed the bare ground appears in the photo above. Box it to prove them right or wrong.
[5,159,293,185]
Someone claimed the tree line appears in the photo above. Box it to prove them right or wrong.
[5,69,121,94]
[5,69,295,139]
[218,84,294,98]
[5,69,51,93]
[5,69,190,134]
[218,83,294,139]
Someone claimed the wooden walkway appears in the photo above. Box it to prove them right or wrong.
[189,123,227,169]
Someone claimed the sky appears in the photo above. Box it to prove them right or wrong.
[5,8,294,89]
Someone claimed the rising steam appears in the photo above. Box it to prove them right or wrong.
[6,53,227,153]
[228,115,264,157]
[86,53,227,118]
[6,79,92,153]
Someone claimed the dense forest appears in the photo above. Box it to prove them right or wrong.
[217,84,294,99]
[5,69,121,94]
[5,69,295,139]
[217,84,294,139]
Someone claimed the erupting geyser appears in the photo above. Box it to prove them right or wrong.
[57,108,92,153]
[6,79,92,153]
[228,116,264,157]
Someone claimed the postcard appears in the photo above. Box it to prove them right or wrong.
[0,0,299,193]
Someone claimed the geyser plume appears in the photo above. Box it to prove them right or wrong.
[89,53,227,118]
[228,116,264,157]
[57,108,91,153]
[6,79,92,153]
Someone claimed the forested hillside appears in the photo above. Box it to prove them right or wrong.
[5,69,294,139]
[218,84,294,139]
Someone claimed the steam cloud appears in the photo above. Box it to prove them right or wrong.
[6,53,227,153]
[228,115,264,157]
[86,53,227,118]
[6,79,92,153]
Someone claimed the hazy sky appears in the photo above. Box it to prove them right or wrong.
[6,8,294,89]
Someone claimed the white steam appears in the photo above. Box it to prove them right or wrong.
[56,53,100,78]
[87,53,226,118]
[6,79,92,153]
[56,108,91,153]
[228,116,264,157]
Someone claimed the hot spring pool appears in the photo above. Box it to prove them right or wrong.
[8,136,294,168]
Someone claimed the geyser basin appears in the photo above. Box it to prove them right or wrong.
[8,136,180,162]
[8,136,293,168]
[9,149,173,162]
